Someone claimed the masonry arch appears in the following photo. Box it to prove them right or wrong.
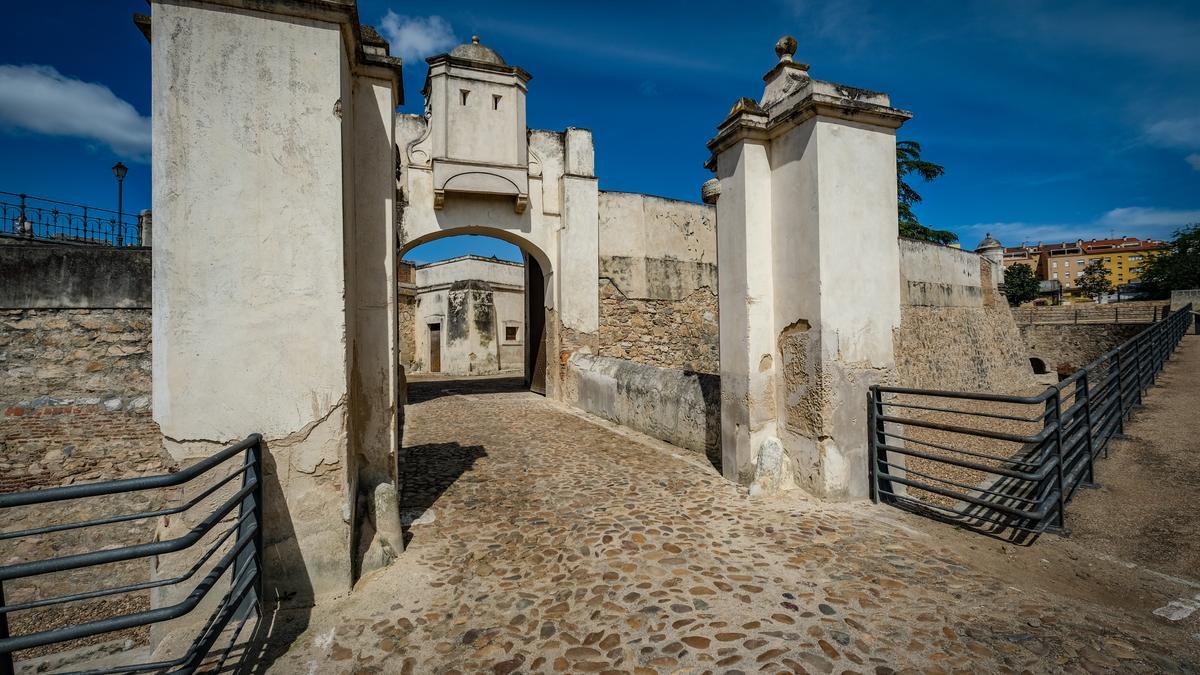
[399,229,552,395]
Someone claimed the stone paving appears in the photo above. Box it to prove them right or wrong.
[270,378,1200,674]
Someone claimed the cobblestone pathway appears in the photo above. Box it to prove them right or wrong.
[270,379,1200,674]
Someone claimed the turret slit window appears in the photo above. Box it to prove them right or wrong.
[460,89,470,105]
[493,94,502,110]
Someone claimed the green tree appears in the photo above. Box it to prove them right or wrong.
[1137,225,1200,298]
[1002,263,1040,306]
[1077,259,1113,300]
[897,140,956,245]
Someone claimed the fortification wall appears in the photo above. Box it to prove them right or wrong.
[597,192,719,374]
[1020,323,1148,376]
[0,243,150,309]
[0,244,153,406]
[893,239,1036,393]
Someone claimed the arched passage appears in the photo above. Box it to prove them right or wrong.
[398,230,552,396]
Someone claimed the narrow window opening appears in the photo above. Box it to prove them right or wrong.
[460,89,470,105]
[493,94,502,110]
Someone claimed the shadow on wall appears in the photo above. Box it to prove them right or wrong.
[236,443,313,673]
[692,371,722,474]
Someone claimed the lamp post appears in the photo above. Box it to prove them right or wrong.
[112,161,128,246]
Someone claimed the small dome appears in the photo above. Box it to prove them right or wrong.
[450,36,505,65]
[976,232,1002,250]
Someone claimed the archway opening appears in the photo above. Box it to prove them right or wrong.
[1029,357,1049,375]
[399,233,548,398]
[396,233,549,545]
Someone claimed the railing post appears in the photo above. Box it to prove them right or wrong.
[234,436,265,621]
[1,580,13,675]
[1114,347,1127,437]
[1080,370,1099,478]
[1047,391,1068,533]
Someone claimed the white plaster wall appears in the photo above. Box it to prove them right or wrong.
[898,238,987,307]
[598,192,716,300]
[350,75,399,489]
[415,256,524,287]
[150,0,358,604]
[715,140,776,482]
[152,2,348,443]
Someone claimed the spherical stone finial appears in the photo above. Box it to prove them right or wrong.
[471,35,480,44]
[775,35,798,62]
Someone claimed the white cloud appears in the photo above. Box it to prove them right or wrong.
[1098,207,1200,228]
[1187,153,1200,171]
[1144,117,1200,149]
[379,12,457,63]
[0,64,150,160]
[962,206,1200,245]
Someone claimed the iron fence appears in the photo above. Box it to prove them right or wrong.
[0,192,143,247]
[0,434,263,674]
[868,304,1193,540]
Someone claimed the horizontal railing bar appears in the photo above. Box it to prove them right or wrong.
[0,478,255,581]
[0,526,256,654]
[0,513,249,615]
[878,413,1052,444]
[880,474,1058,520]
[0,192,132,218]
[873,384,1054,404]
[874,459,1046,506]
[876,442,1056,481]
[882,430,1049,468]
[877,399,1045,423]
[0,434,261,508]
[0,460,251,542]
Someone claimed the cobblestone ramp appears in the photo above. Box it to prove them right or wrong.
[269,382,1200,673]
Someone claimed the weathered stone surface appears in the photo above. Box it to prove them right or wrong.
[597,280,718,375]
[0,308,151,405]
[1020,323,1146,377]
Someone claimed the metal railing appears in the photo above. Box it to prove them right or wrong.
[869,304,1194,540]
[1015,303,1171,325]
[0,435,264,674]
[0,192,143,247]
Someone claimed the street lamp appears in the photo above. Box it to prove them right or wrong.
[112,161,128,246]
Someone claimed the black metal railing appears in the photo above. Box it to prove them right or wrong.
[869,304,1194,541]
[0,192,143,247]
[0,434,263,674]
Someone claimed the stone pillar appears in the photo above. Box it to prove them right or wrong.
[137,209,152,247]
[148,0,403,610]
[707,37,910,499]
[554,127,600,396]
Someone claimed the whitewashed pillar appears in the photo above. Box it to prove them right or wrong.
[707,38,910,499]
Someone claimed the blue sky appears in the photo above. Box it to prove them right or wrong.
[1,1,1197,264]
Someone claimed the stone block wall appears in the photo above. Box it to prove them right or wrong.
[893,239,1036,393]
[1019,323,1148,376]
[598,279,718,374]
[1,309,152,406]
[597,191,719,375]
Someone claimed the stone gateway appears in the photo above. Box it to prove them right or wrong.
[142,0,1027,605]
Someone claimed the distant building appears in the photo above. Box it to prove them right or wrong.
[1000,236,1166,301]
[398,256,525,375]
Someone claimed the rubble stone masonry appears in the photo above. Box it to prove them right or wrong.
[0,308,152,406]
[597,279,719,375]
